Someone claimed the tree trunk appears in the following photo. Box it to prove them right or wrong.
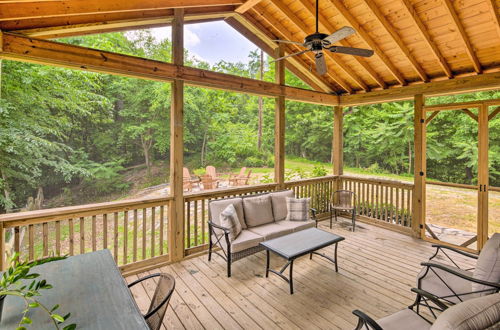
[141,132,153,177]
[201,131,207,166]
[257,49,264,151]
[465,167,473,184]
[0,168,12,212]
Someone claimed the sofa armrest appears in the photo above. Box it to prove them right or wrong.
[430,244,479,260]
[410,288,448,311]
[208,221,230,233]
[352,310,383,330]
[310,208,317,220]
[420,262,500,290]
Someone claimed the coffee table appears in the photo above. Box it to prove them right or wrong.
[260,227,345,294]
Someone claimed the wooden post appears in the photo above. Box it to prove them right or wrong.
[477,104,489,250]
[274,44,285,188]
[0,222,4,271]
[333,106,343,191]
[412,94,426,238]
[168,8,185,262]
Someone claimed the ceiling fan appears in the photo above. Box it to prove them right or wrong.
[271,0,374,75]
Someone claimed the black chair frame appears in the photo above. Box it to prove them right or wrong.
[330,190,356,231]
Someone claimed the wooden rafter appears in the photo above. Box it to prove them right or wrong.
[263,0,353,93]
[327,0,407,86]
[425,111,440,125]
[442,0,482,74]
[235,0,263,14]
[399,0,452,79]
[486,0,500,39]
[361,0,428,82]
[488,106,500,121]
[235,12,335,93]
[460,109,478,122]
[0,32,339,105]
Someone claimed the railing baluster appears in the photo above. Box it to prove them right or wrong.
[113,212,118,262]
[28,224,34,261]
[142,208,147,260]
[201,199,206,244]
[159,206,164,256]
[194,200,198,247]
[151,207,156,257]
[133,210,138,262]
[395,188,400,225]
[103,214,108,250]
[79,217,85,254]
[14,227,20,254]
[69,219,74,256]
[43,222,48,257]
[407,189,411,226]
[123,211,128,265]
[92,215,97,252]
[186,201,191,249]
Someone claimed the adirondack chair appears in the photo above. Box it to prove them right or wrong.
[200,174,218,190]
[206,166,220,188]
[236,169,252,186]
[183,167,199,192]
[228,167,247,186]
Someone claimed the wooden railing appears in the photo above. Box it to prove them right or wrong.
[341,175,414,231]
[0,197,172,273]
[284,176,338,216]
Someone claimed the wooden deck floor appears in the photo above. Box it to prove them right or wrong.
[125,219,469,330]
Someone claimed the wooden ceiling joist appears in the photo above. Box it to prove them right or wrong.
[0,32,339,106]
[399,0,453,79]
[327,0,407,86]
[235,0,263,14]
[361,0,429,82]
[442,0,482,74]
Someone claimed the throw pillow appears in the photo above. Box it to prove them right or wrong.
[285,197,310,221]
[219,204,242,241]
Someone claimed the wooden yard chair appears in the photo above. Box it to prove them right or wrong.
[228,167,247,186]
[183,167,199,192]
[331,190,356,231]
[236,169,252,186]
[206,166,220,188]
[200,174,218,190]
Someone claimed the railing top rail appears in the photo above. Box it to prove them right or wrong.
[184,183,279,201]
[284,175,339,186]
[340,175,414,189]
[0,196,173,225]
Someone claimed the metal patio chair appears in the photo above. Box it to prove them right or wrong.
[128,273,176,330]
[331,190,356,231]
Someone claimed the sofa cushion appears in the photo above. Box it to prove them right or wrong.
[377,309,431,330]
[230,230,264,253]
[431,293,500,330]
[276,220,315,232]
[247,222,294,240]
[219,204,242,242]
[209,197,246,229]
[270,190,295,221]
[285,197,310,221]
[243,195,274,227]
[473,233,500,295]
[417,261,473,304]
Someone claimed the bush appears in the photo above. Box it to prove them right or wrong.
[312,165,327,177]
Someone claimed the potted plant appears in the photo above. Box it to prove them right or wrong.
[0,253,76,330]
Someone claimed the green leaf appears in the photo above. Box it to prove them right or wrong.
[50,304,60,312]
[28,302,39,308]
[63,324,77,330]
[51,314,65,323]
[15,327,27,330]
[20,317,32,324]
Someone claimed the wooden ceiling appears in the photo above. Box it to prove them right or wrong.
[1,0,499,96]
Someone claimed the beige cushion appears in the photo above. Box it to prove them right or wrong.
[473,233,500,295]
[276,220,316,232]
[285,197,310,221]
[209,197,246,229]
[377,309,431,330]
[417,261,474,304]
[431,293,500,330]
[247,222,294,240]
[270,190,295,221]
[243,195,274,227]
[219,204,242,242]
[230,230,264,253]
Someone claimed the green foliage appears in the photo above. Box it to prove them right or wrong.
[311,165,328,177]
[0,253,75,330]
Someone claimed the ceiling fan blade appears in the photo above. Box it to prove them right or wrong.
[271,49,311,62]
[273,39,305,46]
[315,52,327,75]
[329,46,374,57]
[322,26,356,45]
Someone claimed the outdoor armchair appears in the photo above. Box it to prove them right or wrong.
[331,190,356,231]
[417,233,500,305]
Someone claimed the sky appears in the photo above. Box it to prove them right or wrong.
[150,21,259,65]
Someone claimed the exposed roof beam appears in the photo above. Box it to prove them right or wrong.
[297,0,386,89]
[265,0,356,93]
[486,0,500,39]
[235,0,263,14]
[0,32,339,105]
[340,72,500,106]
[399,0,453,79]
[234,12,335,93]
[361,0,428,82]
[442,0,482,73]
[327,0,407,86]
[0,0,243,21]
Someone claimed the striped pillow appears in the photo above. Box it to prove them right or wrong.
[220,204,242,241]
[285,197,310,221]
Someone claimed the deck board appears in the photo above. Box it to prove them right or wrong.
[127,218,476,329]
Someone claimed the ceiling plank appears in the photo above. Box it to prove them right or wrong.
[340,72,500,106]
[327,0,407,86]
[235,0,262,14]
[297,0,386,89]
[0,0,243,21]
[486,0,500,39]
[399,0,453,79]
[266,0,358,93]
[361,0,428,82]
[234,12,336,93]
[441,0,482,74]
[0,32,339,105]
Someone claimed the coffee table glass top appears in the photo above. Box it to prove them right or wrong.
[260,227,344,259]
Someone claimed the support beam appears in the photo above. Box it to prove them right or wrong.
[399,0,453,79]
[477,104,489,250]
[442,0,482,74]
[0,32,339,105]
[333,106,344,177]
[327,0,407,86]
[168,8,185,262]
[235,0,262,14]
[425,111,440,125]
[361,0,428,82]
[340,72,500,106]
[489,106,500,121]
[275,45,286,188]
[413,94,426,238]
[486,0,500,39]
